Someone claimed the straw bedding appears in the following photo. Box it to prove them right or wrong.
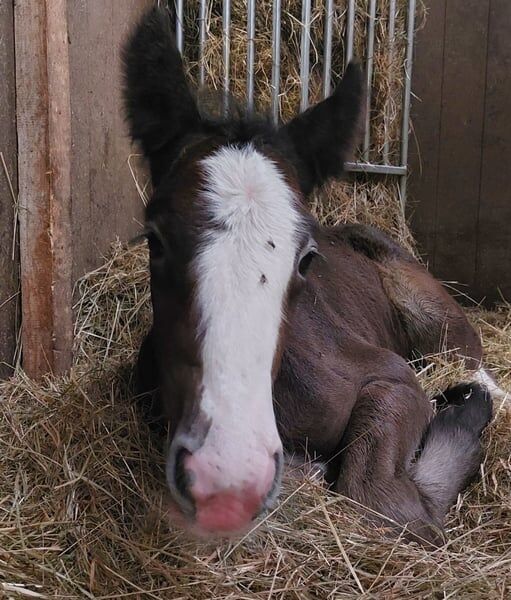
[1,243,510,599]
[1,1,510,598]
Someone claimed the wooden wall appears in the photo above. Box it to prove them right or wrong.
[409,0,511,305]
[11,0,151,378]
[0,0,18,377]
[67,1,152,282]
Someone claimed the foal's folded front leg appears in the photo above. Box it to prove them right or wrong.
[333,364,491,546]
[333,376,443,545]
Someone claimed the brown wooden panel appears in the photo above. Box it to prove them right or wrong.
[13,0,152,377]
[407,1,446,270]
[0,0,19,377]
[67,0,152,282]
[475,0,511,303]
[14,0,74,376]
[15,1,56,376]
[433,0,490,293]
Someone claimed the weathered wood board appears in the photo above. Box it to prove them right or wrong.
[409,0,511,304]
[0,0,19,377]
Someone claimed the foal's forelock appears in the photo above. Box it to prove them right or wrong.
[191,144,301,450]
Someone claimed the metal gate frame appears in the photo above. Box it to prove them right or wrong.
[174,0,416,211]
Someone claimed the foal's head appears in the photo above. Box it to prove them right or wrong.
[124,8,363,537]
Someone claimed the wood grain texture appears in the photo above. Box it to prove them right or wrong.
[433,0,490,293]
[47,0,73,371]
[407,1,446,270]
[475,0,511,303]
[13,1,153,377]
[0,0,19,377]
[407,0,511,305]
[67,0,152,282]
[15,1,55,377]
[14,0,73,377]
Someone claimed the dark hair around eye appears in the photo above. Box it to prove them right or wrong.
[298,248,318,278]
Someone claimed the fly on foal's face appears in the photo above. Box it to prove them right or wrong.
[124,7,363,536]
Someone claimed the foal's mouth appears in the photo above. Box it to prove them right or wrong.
[163,451,283,539]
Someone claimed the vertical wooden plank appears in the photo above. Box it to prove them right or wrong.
[14,0,73,377]
[67,0,152,282]
[14,1,54,376]
[47,0,73,370]
[0,0,19,378]
[476,0,511,304]
[433,0,490,292]
[407,1,446,269]
[14,0,152,377]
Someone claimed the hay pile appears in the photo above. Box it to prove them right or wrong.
[175,0,426,253]
[1,2,510,598]
[182,0,415,157]
[1,241,510,598]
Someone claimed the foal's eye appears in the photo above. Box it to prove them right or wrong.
[147,232,165,260]
[298,248,318,278]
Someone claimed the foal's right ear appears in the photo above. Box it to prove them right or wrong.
[122,7,201,184]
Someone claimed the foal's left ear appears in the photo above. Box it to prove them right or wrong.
[278,63,364,195]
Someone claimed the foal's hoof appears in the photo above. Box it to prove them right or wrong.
[433,382,493,438]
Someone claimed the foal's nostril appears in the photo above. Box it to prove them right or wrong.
[172,447,195,510]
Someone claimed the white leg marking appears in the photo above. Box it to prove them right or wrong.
[473,367,509,405]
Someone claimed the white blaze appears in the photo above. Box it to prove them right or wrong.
[192,144,301,487]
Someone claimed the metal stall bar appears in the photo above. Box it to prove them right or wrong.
[344,162,406,176]
[383,0,397,163]
[346,0,355,63]
[246,0,256,112]
[182,0,415,185]
[198,0,207,86]
[399,0,416,211]
[222,0,231,114]
[175,0,184,54]
[299,0,312,112]
[271,0,282,123]
[362,0,377,161]
[322,0,334,99]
